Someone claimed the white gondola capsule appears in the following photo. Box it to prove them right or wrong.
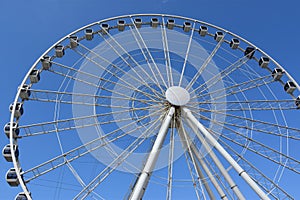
[2,144,19,162]
[199,26,208,36]
[19,84,31,100]
[167,19,175,29]
[6,168,21,187]
[214,31,224,42]
[101,23,109,34]
[85,28,93,40]
[151,18,159,28]
[15,192,31,200]
[41,55,52,70]
[29,69,40,83]
[259,57,270,68]
[244,46,255,59]
[117,20,125,31]
[69,35,78,49]
[134,18,142,28]
[230,38,240,49]
[183,21,191,32]
[4,122,19,138]
[272,68,283,81]
[284,81,296,94]
[9,102,24,118]
[55,44,65,58]
[296,96,300,109]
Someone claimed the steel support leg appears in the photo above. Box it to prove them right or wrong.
[185,116,244,199]
[177,120,215,200]
[129,107,175,200]
[187,116,246,200]
[190,143,228,200]
[182,107,270,200]
[181,120,228,200]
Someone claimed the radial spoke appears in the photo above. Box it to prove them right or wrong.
[22,108,165,182]
[188,52,252,95]
[190,75,273,102]
[239,64,267,79]
[49,69,142,101]
[179,22,196,87]
[52,52,163,101]
[19,105,161,137]
[65,162,105,200]
[49,66,98,88]
[29,94,158,109]
[218,138,293,199]
[189,102,296,112]
[28,88,161,107]
[73,45,163,101]
[186,32,225,90]
[192,98,294,107]
[199,113,300,174]
[191,108,300,140]
[161,16,173,87]
[74,108,168,200]
[129,17,168,90]
[96,31,165,98]
[48,66,159,104]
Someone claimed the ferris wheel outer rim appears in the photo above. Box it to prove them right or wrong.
[8,13,300,199]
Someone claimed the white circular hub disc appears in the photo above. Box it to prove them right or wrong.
[166,86,190,106]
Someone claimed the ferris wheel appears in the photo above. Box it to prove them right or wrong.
[3,14,300,199]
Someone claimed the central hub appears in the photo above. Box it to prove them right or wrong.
[165,86,190,106]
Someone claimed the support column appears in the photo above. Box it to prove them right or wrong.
[181,119,228,200]
[190,143,228,200]
[182,107,270,200]
[129,107,175,200]
[185,118,243,199]
[177,120,216,200]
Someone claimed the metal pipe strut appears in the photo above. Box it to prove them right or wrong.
[180,120,229,200]
[129,107,175,200]
[182,107,270,200]
[185,116,244,199]
[177,120,216,199]
[190,143,229,200]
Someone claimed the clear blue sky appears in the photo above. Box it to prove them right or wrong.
[1,0,300,199]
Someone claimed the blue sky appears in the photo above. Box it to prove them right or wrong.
[1,0,300,199]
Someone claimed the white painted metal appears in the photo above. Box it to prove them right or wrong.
[178,21,196,87]
[74,115,164,200]
[165,86,190,106]
[23,108,164,182]
[190,143,228,200]
[184,115,245,200]
[6,14,300,199]
[186,34,224,91]
[182,107,270,200]
[161,16,173,87]
[97,29,166,97]
[177,120,215,200]
[166,118,175,200]
[179,119,228,199]
[129,107,175,200]
[129,17,168,89]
